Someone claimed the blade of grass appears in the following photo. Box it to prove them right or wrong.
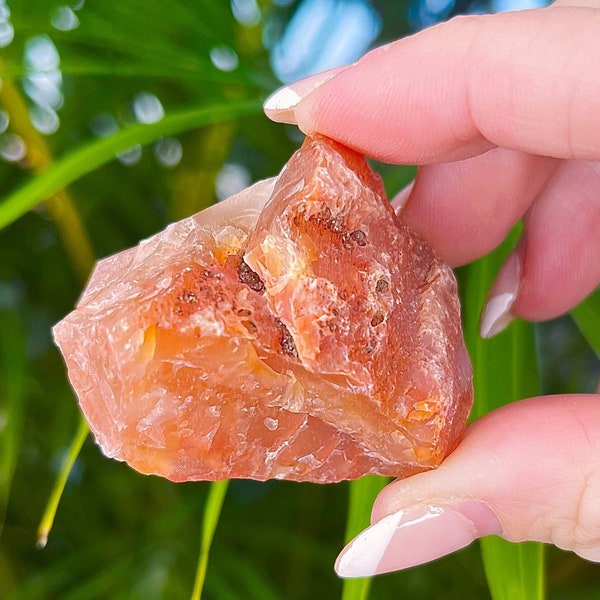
[0,309,26,536]
[480,536,545,600]
[570,287,600,358]
[478,320,545,600]
[341,476,389,600]
[37,415,89,548]
[0,99,262,231]
[190,480,229,600]
[343,476,390,544]
[462,230,545,600]
[0,71,95,280]
[33,60,254,83]
[72,4,226,68]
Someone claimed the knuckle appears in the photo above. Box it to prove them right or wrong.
[570,466,600,552]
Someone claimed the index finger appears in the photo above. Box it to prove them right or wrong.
[267,5,600,164]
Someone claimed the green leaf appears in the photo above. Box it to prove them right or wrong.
[341,476,389,600]
[480,538,545,600]
[191,480,229,600]
[0,100,262,231]
[571,287,600,359]
[462,231,545,600]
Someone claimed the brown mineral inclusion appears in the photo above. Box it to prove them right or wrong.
[53,136,473,483]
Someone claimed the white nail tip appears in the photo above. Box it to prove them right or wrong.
[263,87,301,112]
[480,291,516,339]
[335,512,404,578]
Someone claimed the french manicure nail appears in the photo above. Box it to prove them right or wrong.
[335,501,502,578]
[391,181,415,215]
[480,250,521,339]
[263,66,348,123]
[263,87,302,113]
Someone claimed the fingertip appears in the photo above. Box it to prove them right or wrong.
[273,8,600,165]
[368,395,600,562]
[510,160,600,321]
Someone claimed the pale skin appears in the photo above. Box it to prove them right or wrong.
[264,0,600,577]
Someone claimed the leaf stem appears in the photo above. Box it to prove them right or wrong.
[341,476,389,600]
[190,480,229,600]
[37,415,89,548]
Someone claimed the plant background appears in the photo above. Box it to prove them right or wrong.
[1,1,599,599]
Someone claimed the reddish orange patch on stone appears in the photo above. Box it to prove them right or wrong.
[53,136,473,483]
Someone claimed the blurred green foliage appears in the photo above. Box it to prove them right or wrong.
[1,1,599,599]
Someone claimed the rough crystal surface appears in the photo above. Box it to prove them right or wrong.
[53,136,473,483]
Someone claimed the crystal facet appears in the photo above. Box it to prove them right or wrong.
[53,136,473,483]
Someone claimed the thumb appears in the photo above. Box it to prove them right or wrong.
[335,394,600,577]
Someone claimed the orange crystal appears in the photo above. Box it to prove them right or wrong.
[53,136,473,483]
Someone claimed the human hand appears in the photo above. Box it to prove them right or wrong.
[263,0,600,576]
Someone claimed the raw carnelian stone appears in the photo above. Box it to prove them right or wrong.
[53,135,473,483]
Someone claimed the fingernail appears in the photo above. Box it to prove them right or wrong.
[263,66,348,124]
[263,87,301,114]
[391,181,415,215]
[480,250,521,339]
[335,501,502,578]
